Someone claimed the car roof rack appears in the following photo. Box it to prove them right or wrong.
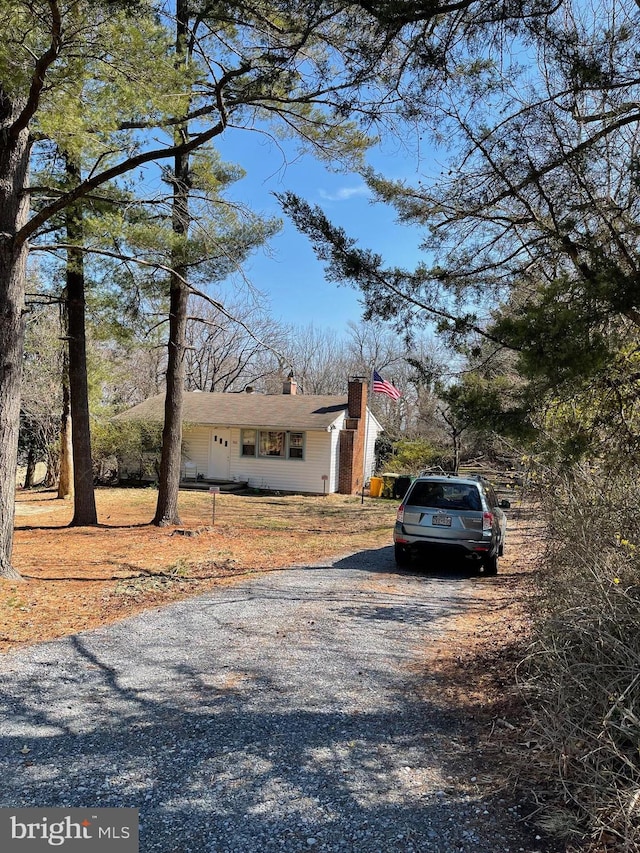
[418,469,487,482]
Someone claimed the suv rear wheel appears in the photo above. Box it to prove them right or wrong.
[483,553,498,576]
[394,543,411,567]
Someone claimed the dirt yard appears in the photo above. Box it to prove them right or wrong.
[4,487,401,651]
[4,486,538,658]
[4,485,539,696]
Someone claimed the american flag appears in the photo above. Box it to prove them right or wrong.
[372,369,401,401]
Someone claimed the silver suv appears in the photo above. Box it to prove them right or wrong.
[393,474,509,574]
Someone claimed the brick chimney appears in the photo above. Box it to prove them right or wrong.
[338,376,368,494]
[347,376,367,419]
[283,372,297,395]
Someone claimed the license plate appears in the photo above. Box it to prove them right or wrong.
[432,514,452,527]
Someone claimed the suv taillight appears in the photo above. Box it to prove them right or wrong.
[397,505,405,523]
[483,511,494,530]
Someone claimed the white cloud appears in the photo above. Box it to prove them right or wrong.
[318,185,371,202]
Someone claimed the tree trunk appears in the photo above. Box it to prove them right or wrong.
[452,429,461,474]
[65,159,97,526]
[153,0,190,527]
[24,444,37,489]
[152,143,190,525]
[0,117,30,579]
[152,275,189,526]
[58,379,74,500]
[44,444,59,488]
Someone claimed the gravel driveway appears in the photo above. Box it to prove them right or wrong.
[0,546,549,852]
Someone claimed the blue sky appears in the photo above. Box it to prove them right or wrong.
[214,128,430,335]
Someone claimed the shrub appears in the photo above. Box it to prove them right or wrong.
[91,419,162,482]
[384,437,441,474]
[522,465,640,849]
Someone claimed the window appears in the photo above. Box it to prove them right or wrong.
[259,430,286,457]
[406,482,482,511]
[289,432,304,459]
[241,429,256,457]
[242,430,305,459]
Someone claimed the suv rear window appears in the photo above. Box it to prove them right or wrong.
[405,481,482,511]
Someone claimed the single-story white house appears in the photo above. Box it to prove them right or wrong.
[117,376,383,495]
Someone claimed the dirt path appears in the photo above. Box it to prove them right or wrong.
[0,511,557,853]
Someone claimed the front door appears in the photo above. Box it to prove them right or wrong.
[208,428,231,479]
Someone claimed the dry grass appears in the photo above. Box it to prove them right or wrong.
[3,487,397,652]
[521,467,640,852]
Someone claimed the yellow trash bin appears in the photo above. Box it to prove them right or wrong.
[369,476,383,498]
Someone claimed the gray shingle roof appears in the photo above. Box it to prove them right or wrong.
[116,391,349,431]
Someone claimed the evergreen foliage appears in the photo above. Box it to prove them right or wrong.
[281,0,640,467]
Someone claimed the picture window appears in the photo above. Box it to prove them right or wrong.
[241,429,305,460]
[259,431,285,457]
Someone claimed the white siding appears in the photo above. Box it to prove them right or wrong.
[182,426,210,476]
[364,412,382,480]
[229,427,338,493]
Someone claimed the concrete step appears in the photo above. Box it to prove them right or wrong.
[179,479,248,493]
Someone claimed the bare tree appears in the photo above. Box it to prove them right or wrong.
[19,305,64,489]
[185,302,286,392]
[277,325,347,395]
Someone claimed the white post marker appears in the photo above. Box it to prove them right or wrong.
[209,486,221,524]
